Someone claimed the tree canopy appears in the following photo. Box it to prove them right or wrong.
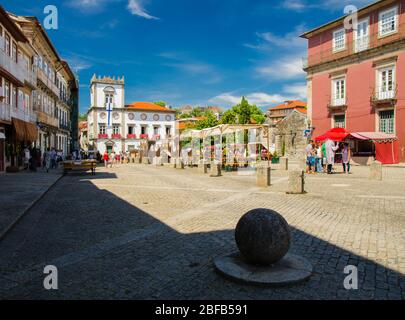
[154,101,167,107]
[194,110,219,130]
[221,97,265,125]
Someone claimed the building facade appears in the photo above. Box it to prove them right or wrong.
[87,75,176,154]
[302,0,405,162]
[10,14,78,157]
[0,6,37,172]
[267,100,307,124]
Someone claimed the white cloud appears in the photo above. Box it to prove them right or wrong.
[256,56,305,80]
[66,0,118,13]
[210,92,291,107]
[282,83,307,99]
[280,0,371,11]
[127,0,159,20]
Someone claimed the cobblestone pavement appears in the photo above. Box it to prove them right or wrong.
[0,163,404,300]
[0,169,62,239]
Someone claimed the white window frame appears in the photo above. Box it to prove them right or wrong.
[379,6,398,37]
[354,17,369,53]
[376,65,396,100]
[378,109,395,134]
[332,76,346,106]
[333,28,346,53]
[333,113,346,129]
[99,124,106,135]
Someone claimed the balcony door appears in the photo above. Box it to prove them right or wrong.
[378,66,395,100]
[354,18,369,53]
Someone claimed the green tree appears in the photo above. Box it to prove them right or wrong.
[78,113,87,122]
[195,110,219,130]
[221,97,265,125]
[154,101,167,107]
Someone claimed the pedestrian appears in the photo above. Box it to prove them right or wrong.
[325,139,339,174]
[315,142,323,173]
[305,140,314,174]
[103,150,109,167]
[50,148,57,169]
[342,143,351,174]
[43,148,51,173]
[109,150,116,168]
[24,146,31,170]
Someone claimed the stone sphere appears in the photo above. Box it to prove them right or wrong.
[235,209,291,266]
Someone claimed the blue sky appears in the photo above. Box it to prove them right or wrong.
[3,0,371,113]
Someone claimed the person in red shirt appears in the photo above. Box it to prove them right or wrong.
[103,151,109,167]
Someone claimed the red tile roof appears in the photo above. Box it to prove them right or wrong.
[126,102,176,113]
[269,100,307,111]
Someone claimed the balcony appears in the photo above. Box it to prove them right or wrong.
[37,68,60,98]
[59,123,71,131]
[0,101,11,122]
[327,97,347,111]
[371,85,397,107]
[152,134,161,141]
[140,134,149,139]
[11,106,36,123]
[111,134,121,139]
[98,134,108,139]
[0,40,25,84]
[305,25,405,69]
[127,134,136,139]
[36,111,59,128]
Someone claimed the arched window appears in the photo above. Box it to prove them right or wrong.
[103,86,115,106]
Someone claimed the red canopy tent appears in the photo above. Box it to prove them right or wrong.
[315,128,350,142]
[348,132,399,165]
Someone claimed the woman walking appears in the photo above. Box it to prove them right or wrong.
[342,143,351,174]
[103,151,109,168]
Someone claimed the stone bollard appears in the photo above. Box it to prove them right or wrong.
[256,165,271,187]
[210,161,222,177]
[287,170,305,194]
[279,157,289,170]
[369,160,382,181]
[198,160,209,174]
[170,158,177,169]
[135,156,141,164]
[176,158,185,169]
[153,157,162,166]
[142,157,150,165]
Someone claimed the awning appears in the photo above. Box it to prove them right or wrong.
[315,128,350,142]
[349,132,397,143]
[12,118,39,142]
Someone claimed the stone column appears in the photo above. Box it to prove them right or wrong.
[153,156,162,166]
[170,157,177,168]
[279,157,289,170]
[256,165,271,187]
[287,170,305,194]
[369,161,382,181]
[176,158,185,169]
[210,161,222,177]
[198,160,209,174]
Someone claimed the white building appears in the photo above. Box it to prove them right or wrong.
[87,75,176,154]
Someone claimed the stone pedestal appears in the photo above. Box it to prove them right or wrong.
[135,156,141,164]
[287,170,305,194]
[142,157,150,165]
[153,157,162,166]
[256,166,271,187]
[279,157,289,170]
[369,161,382,181]
[198,161,209,174]
[161,152,169,164]
[210,162,222,177]
[176,158,185,169]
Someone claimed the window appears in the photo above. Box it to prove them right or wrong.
[166,126,171,136]
[377,66,395,99]
[334,114,346,128]
[128,126,134,135]
[332,77,346,106]
[354,18,369,53]
[141,126,147,135]
[99,124,106,135]
[5,33,10,56]
[105,93,114,106]
[12,41,18,63]
[333,28,346,52]
[379,110,395,134]
[113,125,120,135]
[12,87,17,108]
[153,126,160,135]
[4,80,10,104]
[379,7,398,36]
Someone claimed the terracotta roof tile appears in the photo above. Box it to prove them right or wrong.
[126,102,176,113]
[269,100,307,111]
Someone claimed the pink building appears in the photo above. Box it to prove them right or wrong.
[301,0,405,163]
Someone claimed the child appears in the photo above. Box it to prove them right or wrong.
[342,143,351,174]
